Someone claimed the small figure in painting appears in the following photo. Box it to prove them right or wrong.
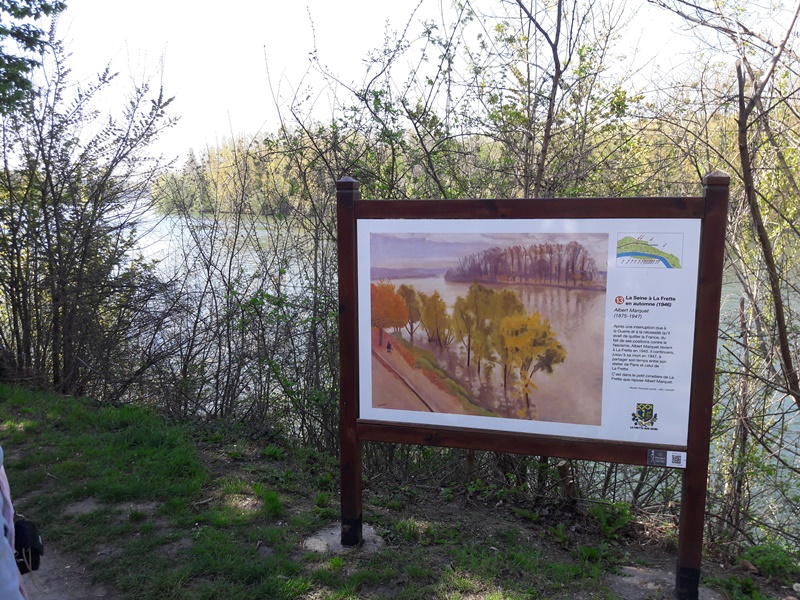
[386,342,393,353]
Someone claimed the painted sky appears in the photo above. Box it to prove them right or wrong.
[371,232,609,270]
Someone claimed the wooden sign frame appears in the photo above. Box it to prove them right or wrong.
[337,173,729,600]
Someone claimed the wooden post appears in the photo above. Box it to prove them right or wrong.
[337,177,363,547]
[675,171,730,599]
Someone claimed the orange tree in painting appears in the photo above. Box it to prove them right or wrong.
[370,281,408,345]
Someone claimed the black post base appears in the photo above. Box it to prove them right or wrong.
[675,566,700,600]
[341,515,363,547]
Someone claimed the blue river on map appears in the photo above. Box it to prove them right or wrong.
[617,252,674,267]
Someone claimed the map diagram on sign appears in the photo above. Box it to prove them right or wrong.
[616,233,683,268]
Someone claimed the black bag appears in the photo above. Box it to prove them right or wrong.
[14,520,43,574]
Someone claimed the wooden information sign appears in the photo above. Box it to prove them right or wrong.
[337,173,729,600]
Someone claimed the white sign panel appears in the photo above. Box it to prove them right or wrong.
[357,218,701,447]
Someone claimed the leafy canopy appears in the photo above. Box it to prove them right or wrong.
[0,0,65,113]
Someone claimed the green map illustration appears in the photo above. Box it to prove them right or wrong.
[616,235,682,268]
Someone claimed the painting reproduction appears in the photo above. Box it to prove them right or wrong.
[363,226,608,427]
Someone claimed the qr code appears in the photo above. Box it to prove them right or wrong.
[671,454,683,465]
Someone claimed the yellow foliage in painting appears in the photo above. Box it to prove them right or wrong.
[419,290,452,347]
[500,312,566,376]
[499,312,566,414]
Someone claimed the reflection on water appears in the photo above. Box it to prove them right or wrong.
[388,276,606,425]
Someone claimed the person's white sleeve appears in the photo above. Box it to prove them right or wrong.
[0,447,25,600]
[0,533,23,600]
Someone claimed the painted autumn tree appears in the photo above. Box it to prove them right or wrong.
[397,284,421,344]
[419,291,453,347]
[452,296,477,366]
[465,283,497,375]
[489,290,527,388]
[501,313,567,417]
[370,281,408,345]
[564,240,598,287]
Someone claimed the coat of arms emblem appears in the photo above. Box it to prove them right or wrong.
[631,403,658,427]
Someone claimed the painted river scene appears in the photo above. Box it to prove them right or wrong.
[369,231,609,426]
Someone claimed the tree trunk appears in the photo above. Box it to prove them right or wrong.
[736,62,800,407]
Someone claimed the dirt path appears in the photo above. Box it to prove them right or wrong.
[12,491,110,600]
[372,331,486,415]
[371,353,434,411]
[24,544,108,600]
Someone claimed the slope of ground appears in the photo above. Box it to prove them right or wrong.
[0,384,794,599]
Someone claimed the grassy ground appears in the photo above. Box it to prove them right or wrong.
[0,384,789,599]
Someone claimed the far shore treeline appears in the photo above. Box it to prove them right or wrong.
[444,242,604,289]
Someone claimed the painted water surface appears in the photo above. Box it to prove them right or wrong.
[370,232,607,426]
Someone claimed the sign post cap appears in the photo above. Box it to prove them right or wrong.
[336,177,360,191]
[703,171,730,186]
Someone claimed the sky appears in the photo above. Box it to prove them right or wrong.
[58,0,691,163]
